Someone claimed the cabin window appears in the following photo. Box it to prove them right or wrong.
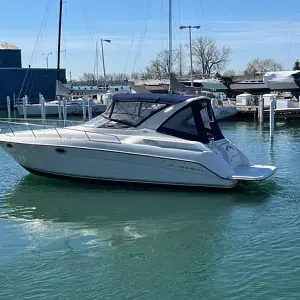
[84,101,166,128]
[109,101,166,126]
[157,102,224,143]
[157,106,199,141]
[200,104,224,141]
[200,108,212,132]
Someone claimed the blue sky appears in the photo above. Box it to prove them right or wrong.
[1,0,300,79]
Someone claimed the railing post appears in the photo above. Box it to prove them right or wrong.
[62,97,67,127]
[13,93,16,118]
[270,98,275,137]
[7,96,11,120]
[82,96,86,121]
[57,96,62,119]
[258,95,264,124]
[40,94,46,126]
[23,95,28,120]
[87,98,92,120]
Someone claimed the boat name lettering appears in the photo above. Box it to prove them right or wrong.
[180,166,202,172]
[220,110,230,115]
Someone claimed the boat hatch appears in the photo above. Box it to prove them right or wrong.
[157,101,224,144]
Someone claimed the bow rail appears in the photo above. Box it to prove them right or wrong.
[0,119,121,144]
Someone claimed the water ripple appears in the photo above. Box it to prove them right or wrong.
[0,122,300,299]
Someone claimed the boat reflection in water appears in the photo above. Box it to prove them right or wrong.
[2,172,280,225]
[0,173,281,300]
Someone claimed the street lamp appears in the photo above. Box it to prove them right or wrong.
[100,39,111,89]
[179,25,200,87]
[42,52,52,69]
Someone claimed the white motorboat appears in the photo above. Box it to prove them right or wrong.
[15,98,107,117]
[169,73,237,120]
[0,93,276,188]
[16,87,132,117]
[263,70,300,91]
[213,104,237,120]
[199,91,237,120]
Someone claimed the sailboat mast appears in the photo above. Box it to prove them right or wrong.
[168,0,172,91]
[96,42,99,86]
[56,0,63,81]
[179,44,182,76]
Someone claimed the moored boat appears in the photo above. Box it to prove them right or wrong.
[0,93,276,188]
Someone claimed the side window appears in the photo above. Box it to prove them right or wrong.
[198,104,224,141]
[157,106,199,141]
[200,108,212,132]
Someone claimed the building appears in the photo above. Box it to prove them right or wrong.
[0,42,66,109]
[0,42,21,68]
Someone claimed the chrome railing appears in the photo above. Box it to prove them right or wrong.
[0,120,121,144]
[0,118,83,126]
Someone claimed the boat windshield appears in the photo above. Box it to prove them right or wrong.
[157,100,224,143]
[84,101,167,128]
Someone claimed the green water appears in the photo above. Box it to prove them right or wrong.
[0,121,299,299]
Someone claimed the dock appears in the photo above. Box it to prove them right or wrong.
[235,106,300,121]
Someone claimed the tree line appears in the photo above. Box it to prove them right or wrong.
[71,36,299,86]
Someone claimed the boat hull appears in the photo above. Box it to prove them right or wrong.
[1,141,238,189]
[214,106,237,120]
[23,166,238,189]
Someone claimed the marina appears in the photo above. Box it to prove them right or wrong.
[1,0,300,299]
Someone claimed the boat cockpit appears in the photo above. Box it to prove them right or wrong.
[84,93,225,144]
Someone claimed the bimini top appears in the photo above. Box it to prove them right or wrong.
[112,92,191,104]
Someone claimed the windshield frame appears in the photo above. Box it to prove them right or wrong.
[157,99,224,143]
[85,100,169,128]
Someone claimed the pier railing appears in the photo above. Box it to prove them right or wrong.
[0,119,122,144]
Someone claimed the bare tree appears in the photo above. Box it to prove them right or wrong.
[191,37,231,76]
[78,72,96,85]
[244,58,283,77]
[75,72,130,86]
[110,73,129,83]
[139,66,155,79]
[130,72,141,79]
[222,69,237,77]
[178,44,185,77]
[141,50,181,79]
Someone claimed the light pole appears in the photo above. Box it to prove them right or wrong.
[100,39,111,89]
[42,52,52,69]
[179,25,200,87]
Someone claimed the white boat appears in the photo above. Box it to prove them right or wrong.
[263,71,300,91]
[0,93,276,188]
[198,91,237,120]
[213,104,237,120]
[16,98,107,117]
[169,74,237,120]
[16,86,132,117]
